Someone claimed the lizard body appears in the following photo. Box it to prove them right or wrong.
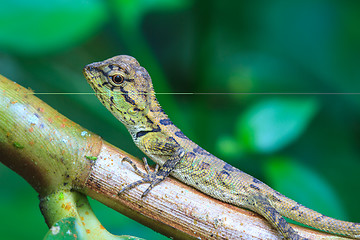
[83,55,360,240]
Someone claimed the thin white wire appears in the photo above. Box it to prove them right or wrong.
[26,92,360,95]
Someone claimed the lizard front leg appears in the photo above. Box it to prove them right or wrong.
[119,133,184,198]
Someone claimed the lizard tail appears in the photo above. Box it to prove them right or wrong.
[273,194,360,238]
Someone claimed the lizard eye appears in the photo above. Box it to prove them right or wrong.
[110,74,124,85]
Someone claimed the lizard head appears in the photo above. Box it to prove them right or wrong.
[83,55,155,127]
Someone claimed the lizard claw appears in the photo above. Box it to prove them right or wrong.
[121,157,159,178]
[119,156,160,197]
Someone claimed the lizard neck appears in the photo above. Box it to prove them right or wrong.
[126,92,174,140]
[142,94,193,147]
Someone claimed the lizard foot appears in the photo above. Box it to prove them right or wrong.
[119,157,161,198]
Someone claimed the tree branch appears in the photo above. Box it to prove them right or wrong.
[0,74,349,239]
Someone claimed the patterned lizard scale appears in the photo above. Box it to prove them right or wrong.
[83,55,360,240]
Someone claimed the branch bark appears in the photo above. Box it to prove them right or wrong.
[0,74,349,240]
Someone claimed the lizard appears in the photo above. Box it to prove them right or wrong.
[83,55,360,240]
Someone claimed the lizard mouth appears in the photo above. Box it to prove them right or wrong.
[83,59,107,78]
[83,65,96,79]
[83,64,106,86]
[82,65,108,95]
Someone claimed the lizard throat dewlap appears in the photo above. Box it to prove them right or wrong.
[83,55,360,240]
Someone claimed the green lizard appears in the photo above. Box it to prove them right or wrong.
[83,55,360,240]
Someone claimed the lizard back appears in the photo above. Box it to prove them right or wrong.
[83,55,360,239]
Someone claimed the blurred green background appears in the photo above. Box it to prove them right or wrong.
[1,0,360,239]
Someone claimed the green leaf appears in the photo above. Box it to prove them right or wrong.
[264,157,347,221]
[216,135,243,159]
[44,217,83,240]
[237,98,318,153]
[0,0,107,55]
[85,155,98,161]
[113,0,192,27]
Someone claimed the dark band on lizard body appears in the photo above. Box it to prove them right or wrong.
[83,55,360,240]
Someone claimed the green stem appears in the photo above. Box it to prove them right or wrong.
[0,74,139,240]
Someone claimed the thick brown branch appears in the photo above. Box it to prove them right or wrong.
[83,143,348,240]
[0,74,348,239]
